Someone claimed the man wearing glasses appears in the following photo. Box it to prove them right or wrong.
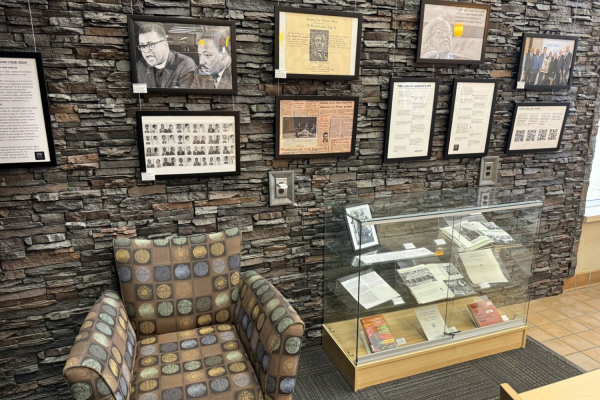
[135,22,196,89]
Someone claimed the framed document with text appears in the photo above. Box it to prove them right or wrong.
[0,51,56,168]
[274,7,362,80]
[384,78,439,162]
[137,110,240,179]
[505,102,569,155]
[417,0,491,65]
[275,96,358,158]
[445,79,498,158]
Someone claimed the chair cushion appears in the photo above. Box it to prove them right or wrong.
[114,229,242,338]
[131,324,262,400]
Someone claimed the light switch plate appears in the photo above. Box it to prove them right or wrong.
[269,171,294,206]
[479,156,499,186]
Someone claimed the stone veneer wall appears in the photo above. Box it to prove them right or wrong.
[1,0,598,398]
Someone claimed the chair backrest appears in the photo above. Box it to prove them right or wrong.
[113,228,242,338]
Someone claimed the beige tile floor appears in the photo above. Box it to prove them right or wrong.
[527,284,600,371]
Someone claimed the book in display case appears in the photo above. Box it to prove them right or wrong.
[322,188,543,391]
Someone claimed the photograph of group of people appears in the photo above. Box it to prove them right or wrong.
[519,34,577,89]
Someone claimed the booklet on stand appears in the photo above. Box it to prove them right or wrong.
[458,249,508,285]
[414,305,447,341]
[397,265,455,304]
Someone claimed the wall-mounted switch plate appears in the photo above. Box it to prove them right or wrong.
[269,171,294,206]
[479,156,499,186]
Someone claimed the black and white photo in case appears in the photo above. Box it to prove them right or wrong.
[128,16,236,94]
[344,204,380,251]
[137,111,239,178]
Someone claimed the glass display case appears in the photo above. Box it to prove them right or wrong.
[322,188,543,390]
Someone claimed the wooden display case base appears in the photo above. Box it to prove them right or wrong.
[323,325,527,391]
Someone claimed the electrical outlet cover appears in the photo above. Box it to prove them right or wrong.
[269,171,294,206]
[479,156,499,186]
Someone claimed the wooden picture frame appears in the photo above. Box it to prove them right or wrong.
[136,110,240,179]
[128,15,237,95]
[416,0,491,65]
[384,78,439,162]
[275,96,359,159]
[274,6,362,81]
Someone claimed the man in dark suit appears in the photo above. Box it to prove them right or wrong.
[557,49,566,85]
[135,22,196,89]
[562,45,573,85]
[192,31,233,90]
[523,46,535,83]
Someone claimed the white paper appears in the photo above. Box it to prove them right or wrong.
[403,243,416,249]
[459,249,508,285]
[434,238,447,246]
[414,305,447,341]
[274,69,287,79]
[360,248,435,265]
[397,265,455,304]
[395,337,407,345]
[392,296,405,305]
[133,83,147,93]
[517,81,525,89]
[141,172,155,181]
[508,104,568,152]
[424,263,463,281]
[339,270,400,309]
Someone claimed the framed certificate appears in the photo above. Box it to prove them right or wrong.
[445,79,498,158]
[137,110,240,179]
[505,102,569,155]
[0,51,56,168]
[416,0,491,65]
[275,96,358,159]
[274,6,362,80]
[384,78,439,162]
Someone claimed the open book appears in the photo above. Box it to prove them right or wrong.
[397,262,475,303]
[440,214,517,251]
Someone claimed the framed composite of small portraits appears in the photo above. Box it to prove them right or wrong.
[0,51,56,168]
[274,6,362,80]
[445,79,498,159]
[128,15,237,94]
[417,0,491,65]
[517,34,578,91]
[505,102,569,155]
[275,96,359,159]
[344,204,380,252]
[384,78,439,162]
[137,111,240,179]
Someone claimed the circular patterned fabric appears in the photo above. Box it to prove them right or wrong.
[201,335,217,345]
[209,232,224,240]
[233,373,250,387]
[199,327,214,335]
[232,287,240,302]
[115,238,131,247]
[211,243,225,256]
[93,332,110,347]
[135,267,151,282]
[197,314,212,325]
[153,238,169,246]
[96,322,112,336]
[220,331,235,341]
[187,383,207,397]
[140,379,158,392]
[226,350,243,362]
[195,297,211,312]
[160,343,178,352]
[82,358,102,373]
[136,285,153,300]
[193,262,209,277]
[184,361,202,371]
[228,254,241,269]
[210,378,229,392]
[135,239,151,247]
[134,249,150,264]
[181,339,198,349]
[89,344,107,360]
[156,284,172,299]
[101,304,116,317]
[175,264,191,279]
[236,390,255,400]
[162,364,180,375]
[271,307,286,322]
[140,367,159,379]
[278,317,294,333]
[204,355,223,366]
[212,258,226,273]
[226,227,239,236]
[215,293,229,308]
[115,249,130,263]
[193,246,207,259]
[266,376,276,393]
[162,387,183,400]
[71,382,93,400]
[138,304,155,318]
[173,237,187,245]
[214,276,228,290]
[139,393,158,400]
[229,362,247,373]
[173,248,189,262]
[178,299,193,315]
[208,366,226,377]
[280,377,296,394]
[191,235,206,244]
[139,321,156,335]
[285,337,302,354]
[158,301,174,317]
[140,356,157,366]
[154,266,171,281]
[96,379,111,396]
[117,267,131,282]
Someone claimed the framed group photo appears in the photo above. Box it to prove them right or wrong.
[275,96,359,159]
[416,0,491,64]
[384,78,439,162]
[517,34,578,90]
[137,111,240,179]
[505,102,569,155]
[344,204,380,252]
[445,79,498,158]
[128,15,237,94]
[274,6,362,80]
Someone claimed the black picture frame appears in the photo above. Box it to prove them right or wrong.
[274,6,363,81]
[0,51,56,169]
[444,78,498,159]
[136,110,240,179]
[344,203,380,252]
[275,95,359,159]
[516,33,578,91]
[416,0,491,65]
[384,78,439,162]
[128,15,237,95]
[505,102,569,155]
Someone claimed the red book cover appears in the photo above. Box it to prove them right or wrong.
[360,315,397,352]
[467,300,504,327]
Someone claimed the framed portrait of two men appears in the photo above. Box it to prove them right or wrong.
[128,15,237,94]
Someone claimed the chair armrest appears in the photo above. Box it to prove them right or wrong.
[234,271,305,400]
[63,291,137,400]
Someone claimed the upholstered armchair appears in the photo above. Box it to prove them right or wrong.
[63,229,304,400]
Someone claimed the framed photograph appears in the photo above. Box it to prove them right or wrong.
[416,0,491,64]
[384,78,439,162]
[275,96,358,158]
[445,79,498,158]
[345,204,380,252]
[517,34,578,90]
[505,102,569,155]
[137,111,240,179]
[0,51,56,168]
[128,15,236,94]
[274,6,362,80]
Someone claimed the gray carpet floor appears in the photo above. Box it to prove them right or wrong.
[294,338,585,400]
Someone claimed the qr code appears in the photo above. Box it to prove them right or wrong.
[526,130,536,141]
[548,129,558,140]
[515,130,525,142]
[537,129,547,141]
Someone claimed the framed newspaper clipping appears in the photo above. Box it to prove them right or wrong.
[445,79,498,159]
[274,6,362,80]
[384,78,439,162]
[275,96,359,159]
[0,51,56,168]
[416,0,491,65]
[505,102,569,155]
[137,110,240,179]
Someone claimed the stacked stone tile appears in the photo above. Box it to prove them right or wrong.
[0,0,598,398]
